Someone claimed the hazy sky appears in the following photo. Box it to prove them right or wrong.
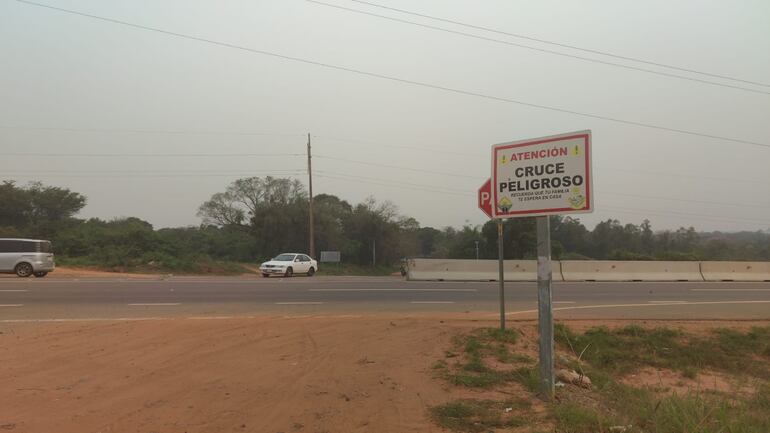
[2,0,769,232]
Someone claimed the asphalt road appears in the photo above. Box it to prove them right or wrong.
[1,276,770,321]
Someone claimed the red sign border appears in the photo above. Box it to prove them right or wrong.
[491,131,592,218]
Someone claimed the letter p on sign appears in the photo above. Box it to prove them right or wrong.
[478,178,493,218]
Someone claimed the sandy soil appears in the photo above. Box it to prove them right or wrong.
[0,266,166,279]
[621,367,757,396]
[2,317,768,433]
[0,266,267,279]
[0,315,476,433]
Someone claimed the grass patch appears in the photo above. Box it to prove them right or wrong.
[432,360,448,370]
[433,324,770,433]
[58,255,248,275]
[444,328,532,389]
[681,365,699,379]
[431,399,528,433]
[512,366,540,393]
[551,377,770,433]
[555,323,770,378]
[448,370,504,388]
[552,402,617,433]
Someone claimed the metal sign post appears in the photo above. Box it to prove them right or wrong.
[478,178,504,330]
[497,219,505,330]
[536,216,554,399]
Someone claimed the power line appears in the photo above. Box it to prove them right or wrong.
[604,191,770,210]
[343,0,770,88]
[602,167,766,186]
[4,152,304,157]
[1,169,304,174]
[13,0,769,149]
[308,0,770,95]
[1,172,306,179]
[315,169,472,194]
[603,205,770,225]
[314,154,480,179]
[312,135,481,158]
[315,173,472,197]
[0,125,304,137]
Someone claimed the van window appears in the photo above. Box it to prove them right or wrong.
[0,240,37,253]
[39,241,52,253]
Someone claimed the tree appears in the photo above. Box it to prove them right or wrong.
[551,216,590,257]
[343,198,402,265]
[0,181,85,228]
[197,176,306,228]
[26,182,87,223]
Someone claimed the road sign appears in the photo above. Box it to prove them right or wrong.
[478,178,493,218]
[489,130,593,401]
[492,130,592,219]
[320,251,341,262]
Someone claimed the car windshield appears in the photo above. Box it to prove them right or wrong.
[273,254,296,262]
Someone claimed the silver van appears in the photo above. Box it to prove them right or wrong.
[0,238,55,277]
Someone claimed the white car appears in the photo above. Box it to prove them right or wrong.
[260,253,317,278]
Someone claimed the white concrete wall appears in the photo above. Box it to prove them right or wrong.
[701,262,770,282]
[406,259,564,282]
[560,260,703,281]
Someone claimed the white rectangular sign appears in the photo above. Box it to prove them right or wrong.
[491,130,593,218]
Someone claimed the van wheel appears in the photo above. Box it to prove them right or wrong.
[284,267,293,277]
[261,273,270,278]
[307,267,315,277]
[34,271,48,278]
[15,263,33,278]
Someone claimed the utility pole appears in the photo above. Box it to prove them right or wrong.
[372,238,376,267]
[307,133,315,258]
[475,240,480,260]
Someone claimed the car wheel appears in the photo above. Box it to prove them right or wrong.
[284,267,293,277]
[15,262,33,278]
[262,273,270,278]
[307,267,315,277]
[33,271,48,278]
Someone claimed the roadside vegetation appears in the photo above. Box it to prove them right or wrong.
[431,324,770,433]
[2,178,769,274]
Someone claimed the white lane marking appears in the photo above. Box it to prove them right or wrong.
[0,304,23,307]
[309,288,476,292]
[275,302,324,305]
[127,303,181,306]
[0,290,28,292]
[504,300,770,316]
[690,289,770,292]
[649,300,687,303]
[410,301,455,304]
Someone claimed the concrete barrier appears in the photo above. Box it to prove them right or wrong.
[700,262,770,282]
[406,259,564,282]
[560,260,703,282]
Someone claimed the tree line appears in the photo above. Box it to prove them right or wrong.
[1,178,768,273]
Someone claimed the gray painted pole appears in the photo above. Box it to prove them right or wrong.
[497,219,505,330]
[536,216,554,400]
[307,134,314,259]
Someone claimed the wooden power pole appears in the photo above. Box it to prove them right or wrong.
[307,133,315,258]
